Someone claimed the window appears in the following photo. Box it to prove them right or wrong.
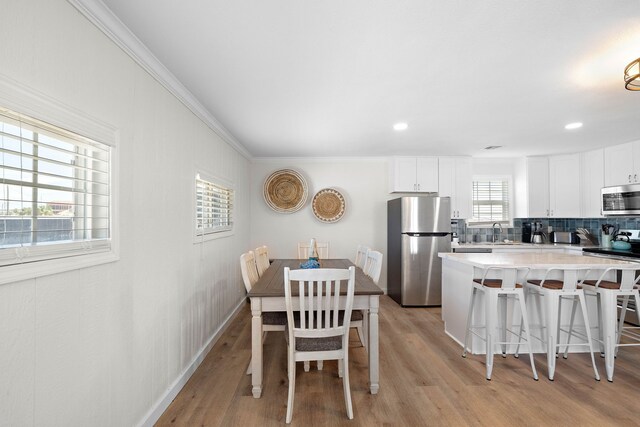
[469,176,511,226]
[196,175,233,236]
[0,107,111,267]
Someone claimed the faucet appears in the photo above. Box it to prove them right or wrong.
[492,223,503,243]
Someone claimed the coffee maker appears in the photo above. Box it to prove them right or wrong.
[532,222,544,244]
[521,222,532,243]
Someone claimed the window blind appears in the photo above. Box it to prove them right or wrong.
[0,108,111,266]
[471,179,510,224]
[196,177,233,235]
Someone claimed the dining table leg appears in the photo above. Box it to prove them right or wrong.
[251,297,263,398]
[368,295,380,394]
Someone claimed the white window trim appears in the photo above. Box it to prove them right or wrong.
[467,174,514,228]
[193,170,234,243]
[0,76,119,285]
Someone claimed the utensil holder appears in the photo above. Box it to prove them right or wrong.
[601,233,612,249]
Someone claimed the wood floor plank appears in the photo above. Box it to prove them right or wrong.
[156,296,640,426]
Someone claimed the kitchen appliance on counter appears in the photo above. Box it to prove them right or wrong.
[602,184,640,215]
[583,229,640,326]
[521,222,532,243]
[532,222,545,244]
[387,196,451,306]
[549,231,580,244]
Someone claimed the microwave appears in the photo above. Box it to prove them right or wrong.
[602,184,640,215]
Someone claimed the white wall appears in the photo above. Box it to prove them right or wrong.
[0,1,249,425]
[251,158,390,290]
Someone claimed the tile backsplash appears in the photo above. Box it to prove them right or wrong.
[450,217,640,245]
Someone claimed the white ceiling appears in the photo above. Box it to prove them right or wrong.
[99,0,640,158]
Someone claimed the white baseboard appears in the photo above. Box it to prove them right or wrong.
[137,299,246,427]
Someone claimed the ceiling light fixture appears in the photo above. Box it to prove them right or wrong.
[565,122,583,130]
[484,146,502,150]
[624,57,640,90]
[393,122,408,131]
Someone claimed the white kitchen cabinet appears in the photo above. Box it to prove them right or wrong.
[389,156,439,192]
[580,148,604,217]
[438,157,472,218]
[526,157,550,217]
[549,154,581,217]
[603,141,640,186]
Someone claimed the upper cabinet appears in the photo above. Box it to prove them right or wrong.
[438,157,472,218]
[549,154,581,217]
[525,157,550,217]
[389,157,439,192]
[581,148,604,217]
[604,141,640,186]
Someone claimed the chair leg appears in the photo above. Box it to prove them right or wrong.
[245,358,252,375]
[578,291,601,381]
[562,296,580,359]
[317,360,323,370]
[338,359,343,378]
[514,286,529,358]
[616,295,630,357]
[356,325,366,349]
[517,289,539,380]
[498,295,507,357]
[601,291,617,382]
[485,290,498,380]
[462,287,477,358]
[286,352,296,424]
[545,291,559,381]
[304,361,310,372]
[342,355,354,419]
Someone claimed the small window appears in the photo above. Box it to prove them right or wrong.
[468,176,511,226]
[0,107,111,267]
[196,175,233,235]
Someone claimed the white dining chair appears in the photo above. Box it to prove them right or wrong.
[297,241,330,259]
[363,250,383,284]
[254,245,270,277]
[283,266,356,423]
[240,251,287,375]
[355,245,370,270]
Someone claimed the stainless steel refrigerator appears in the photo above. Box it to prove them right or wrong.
[387,196,451,306]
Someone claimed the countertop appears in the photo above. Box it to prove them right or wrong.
[451,242,593,250]
[439,251,636,268]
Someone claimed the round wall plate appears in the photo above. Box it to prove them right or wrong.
[312,188,346,223]
[263,169,308,213]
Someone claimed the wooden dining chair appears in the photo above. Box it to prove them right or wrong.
[363,250,383,284]
[354,245,370,270]
[350,250,383,350]
[297,241,330,259]
[254,245,270,277]
[240,251,287,375]
[284,266,356,423]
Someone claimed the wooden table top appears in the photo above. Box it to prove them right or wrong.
[248,259,384,298]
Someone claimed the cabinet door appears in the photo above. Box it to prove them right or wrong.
[580,148,604,217]
[391,157,417,192]
[549,154,580,217]
[527,157,550,217]
[604,142,634,186]
[454,157,472,218]
[416,157,439,192]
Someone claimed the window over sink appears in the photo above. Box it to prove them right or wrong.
[467,175,512,227]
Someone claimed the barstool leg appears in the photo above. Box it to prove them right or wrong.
[517,289,538,380]
[462,287,477,358]
[601,291,616,382]
[562,296,580,359]
[546,291,560,380]
[485,290,498,380]
[578,291,601,381]
[616,295,630,358]
[498,294,508,358]
[597,293,604,356]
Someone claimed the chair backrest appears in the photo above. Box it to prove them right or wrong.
[284,267,356,343]
[363,250,383,284]
[240,251,260,293]
[355,245,370,270]
[477,266,530,289]
[588,266,640,291]
[297,242,330,259]
[254,245,270,277]
[536,267,594,290]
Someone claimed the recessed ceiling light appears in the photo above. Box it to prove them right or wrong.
[393,122,408,131]
[565,122,583,130]
[484,146,502,150]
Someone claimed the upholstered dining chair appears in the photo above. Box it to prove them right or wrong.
[254,245,270,277]
[240,251,287,374]
[297,241,330,259]
[283,266,356,423]
[355,245,370,270]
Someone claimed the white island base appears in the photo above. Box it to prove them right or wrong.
[439,252,629,356]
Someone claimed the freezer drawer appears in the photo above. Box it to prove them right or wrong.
[400,234,450,306]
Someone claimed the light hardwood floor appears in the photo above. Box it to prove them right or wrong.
[156,296,640,426]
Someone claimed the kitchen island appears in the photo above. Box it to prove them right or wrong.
[438,251,635,354]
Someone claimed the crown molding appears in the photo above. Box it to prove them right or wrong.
[67,0,252,159]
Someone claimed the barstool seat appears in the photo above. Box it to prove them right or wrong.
[463,266,538,381]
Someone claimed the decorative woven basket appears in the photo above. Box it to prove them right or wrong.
[312,188,346,223]
[263,169,308,213]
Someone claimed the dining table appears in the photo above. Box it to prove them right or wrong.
[247,258,384,398]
